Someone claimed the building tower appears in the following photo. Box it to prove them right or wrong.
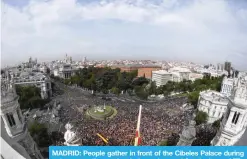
[1,72,43,159]
[224,61,231,75]
[211,75,247,146]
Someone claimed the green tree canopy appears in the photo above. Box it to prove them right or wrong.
[29,121,51,147]
[158,140,168,146]
[16,85,48,110]
[195,111,208,125]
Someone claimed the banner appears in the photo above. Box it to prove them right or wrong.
[49,146,246,159]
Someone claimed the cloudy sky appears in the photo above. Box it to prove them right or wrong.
[1,0,247,70]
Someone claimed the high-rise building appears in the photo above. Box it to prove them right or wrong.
[217,63,224,72]
[224,61,231,73]
[152,70,173,87]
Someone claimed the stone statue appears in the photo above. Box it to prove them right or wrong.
[177,120,196,146]
[64,123,81,146]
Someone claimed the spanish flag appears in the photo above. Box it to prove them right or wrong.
[96,133,108,144]
[134,105,142,146]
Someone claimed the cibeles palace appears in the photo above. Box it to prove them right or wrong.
[197,72,247,146]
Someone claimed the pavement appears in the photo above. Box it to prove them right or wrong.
[235,129,247,146]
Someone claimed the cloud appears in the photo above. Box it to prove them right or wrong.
[1,0,247,70]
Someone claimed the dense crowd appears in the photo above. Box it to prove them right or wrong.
[57,85,194,146]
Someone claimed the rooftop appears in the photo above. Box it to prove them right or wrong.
[113,64,161,68]
[200,90,229,104]
[152,70,172,75]
[15,72,49,82]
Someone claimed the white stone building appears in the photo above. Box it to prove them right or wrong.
[64,54,72,64]
[13,72,52,99]
[1,76,43,159]
[198,90,229,123]
[189,73,204,82]
[152,70,173,87]
[53,64,78,79]
[221,77,234,97]
[152,68,192,87]
[169,67,191,82]
[39,63,48,74]
[211,73,247,146]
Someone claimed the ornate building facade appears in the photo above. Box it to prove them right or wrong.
[1,73,43,159]
[211,74,247,146]
[197,90,229,123]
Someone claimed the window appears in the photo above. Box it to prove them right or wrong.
[6,113,16,127]
[232,112,241,124]
[232,112,237,123]
[234,113,240,124]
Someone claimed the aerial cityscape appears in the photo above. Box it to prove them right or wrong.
[1,0,247,159]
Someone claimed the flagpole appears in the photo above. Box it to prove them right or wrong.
[134,105,142,146]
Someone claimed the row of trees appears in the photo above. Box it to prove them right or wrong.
[52,67,223,106]
[52,67,141,93]
[16,85,49,110]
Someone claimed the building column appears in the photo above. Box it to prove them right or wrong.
[2,114,12,131]
[237,114,244,128]
[226,111,235,126]
[13,111,21,127]
[209,109,213,116]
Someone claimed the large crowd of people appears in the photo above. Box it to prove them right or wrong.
[56,85,194,146]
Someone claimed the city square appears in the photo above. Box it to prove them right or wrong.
[52,82,193,146]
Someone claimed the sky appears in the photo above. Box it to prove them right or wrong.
[1,0,247,70]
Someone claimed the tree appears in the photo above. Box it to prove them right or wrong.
[16,85,48,110]
[148,81,157,95]
[132,77,149,87]
[27,96,47,109]
[155,87,163,95]
[163,91,170,96]
[188,91,200,108]
[134,86,148,100]
[64,79,70,85]
[158,140,168,146]
[212,119,221,129]
[195,111,208,125]
[111,87,120,95]
[29,121,51,147]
